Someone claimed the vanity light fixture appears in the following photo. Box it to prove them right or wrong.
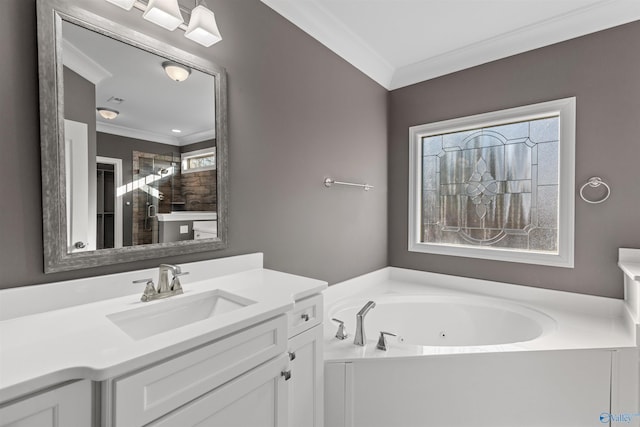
[97,107,119,120]
[142,0,183,31]
[162,61,191,82]
[104,0,137,11]
[103,0,222,47]
[185,1,222,47]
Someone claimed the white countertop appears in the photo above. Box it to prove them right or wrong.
[0,266,326,403]
[156,211,217,222]
[620,261,640,281]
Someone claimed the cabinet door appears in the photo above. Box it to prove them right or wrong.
[289,325,324,427]
[0,380,92,427]
[149,354,289,427]
[114,316,287,426]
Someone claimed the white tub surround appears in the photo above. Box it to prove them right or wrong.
[0,253,327,404]
[621,248,640,346]
[323,267,639,427]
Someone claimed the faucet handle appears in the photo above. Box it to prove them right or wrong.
[331,318,348,340]
[133,278,156,302]
[133,278,154,284]
[376,331,397,351]
[170,271,188,293]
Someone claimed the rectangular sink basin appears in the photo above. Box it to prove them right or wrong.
[107,290,255,340]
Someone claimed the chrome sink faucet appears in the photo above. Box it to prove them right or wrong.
[158,264,185,293]
[354,300,376,346]
[133,264,189,302]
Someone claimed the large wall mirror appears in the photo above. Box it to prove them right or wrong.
[37,0,228,273]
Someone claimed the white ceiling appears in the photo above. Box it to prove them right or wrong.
[261,0,640,90]
[62,21,216,146]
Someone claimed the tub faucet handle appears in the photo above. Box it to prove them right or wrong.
[331,318,348,340]
[376,331,397,351]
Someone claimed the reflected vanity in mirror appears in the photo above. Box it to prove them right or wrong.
[37,0,228,272]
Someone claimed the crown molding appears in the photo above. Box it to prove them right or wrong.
[97,122,215,146]
[97,122,181,145]
[62,39,112,84]
[178,128,215,145]
[260,0,394,88]
[261,0,640,91]
[391,0,640,89]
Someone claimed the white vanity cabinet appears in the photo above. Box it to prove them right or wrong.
[0,380,92,427]
[0,256,328,427]
[107,315,289,427]
[287,294,324,427]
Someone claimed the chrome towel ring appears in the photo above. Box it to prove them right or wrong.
[579,177,610,204]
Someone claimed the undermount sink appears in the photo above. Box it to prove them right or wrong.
[107,290,255,340]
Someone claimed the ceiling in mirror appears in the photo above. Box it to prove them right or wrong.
[62,20,216,146]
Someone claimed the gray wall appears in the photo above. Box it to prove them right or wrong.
[181,139,215,154]
[0,0,388,289]
[389,21,640,299]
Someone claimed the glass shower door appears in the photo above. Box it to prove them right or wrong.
[132,152,178,245]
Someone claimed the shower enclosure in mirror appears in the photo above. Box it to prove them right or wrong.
[37,0,228,272]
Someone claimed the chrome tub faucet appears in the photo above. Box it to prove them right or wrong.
[354,300,376,346]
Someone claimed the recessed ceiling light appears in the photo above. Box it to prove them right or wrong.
[96,107,119,120]
[172,129,182,133]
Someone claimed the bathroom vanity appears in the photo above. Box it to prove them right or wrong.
[0,254,326,427]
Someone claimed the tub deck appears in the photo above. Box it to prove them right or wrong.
[324,267,636,361]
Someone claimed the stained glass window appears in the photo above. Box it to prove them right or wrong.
[408,98,575,267]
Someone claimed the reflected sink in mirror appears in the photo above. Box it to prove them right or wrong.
[107,290,255,340]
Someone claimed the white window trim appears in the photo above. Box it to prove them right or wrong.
[408,97,576,268]
[181,147,216,175]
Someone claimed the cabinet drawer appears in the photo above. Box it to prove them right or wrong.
[288,294,323,338]
[113,315,287,427]
[148,353,289,427]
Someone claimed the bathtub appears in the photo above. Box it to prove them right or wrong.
[323,267,639,427]
[329,294,555,348]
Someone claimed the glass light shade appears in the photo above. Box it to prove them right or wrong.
[185,5,222,47]
[97,108,119,120]
[143,0,183,31]
[104,0,137,11]
[162,61,191,82]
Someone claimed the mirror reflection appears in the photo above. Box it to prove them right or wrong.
[61,21,218,254]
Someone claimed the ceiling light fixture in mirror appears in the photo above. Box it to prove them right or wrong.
[104,0,222,47]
